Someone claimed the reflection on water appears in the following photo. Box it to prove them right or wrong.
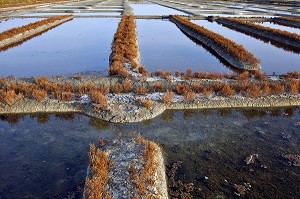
[0,18,43,33]
[130,3,186,15]
[136,19,233,74]
[193,20,300,75]
[0,18,119,77]
[1,108,300,198]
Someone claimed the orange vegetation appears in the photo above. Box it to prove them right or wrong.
[218,17,300,43]
[162,90,174,105]
[84,144,112,199]
[90,91,108,111]
[0,89,23,106]
[141,99,154,109]
[0,15,72,42]
[109,15,141,77]
[170,15,259,66]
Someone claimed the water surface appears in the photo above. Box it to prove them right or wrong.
[0,18,119,77]
[1,108,300,198]
[136,19,233,74]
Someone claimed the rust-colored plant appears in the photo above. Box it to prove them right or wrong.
[122,80,133,92]
[175,83,190,95]
[32,89,47,102]
[111,83,123,94]
[90,91,108,110]
[84,144,112,199]
[246,84,262,97]
[219,84,235,97]
[153,82,164,92]
[141,99,154,109]
[184,91,196,102]
[162,90,173,105]
[0,89,23,106]
[273,83,285,95]
[288,79,299,95]
[136,86,148,95]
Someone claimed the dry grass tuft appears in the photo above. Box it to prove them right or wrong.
[122,80,133,92]
[90,91,108,111]
[141,99,154,109]
[184,91,196,102]
[162,91,174,105]
[84,144,112,199]
[136,86,148,95]
[219,84,235,97]
[32,89,47,102]
[0,89,23,106]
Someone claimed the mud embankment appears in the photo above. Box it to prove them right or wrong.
[0,16,73,50]
[1,94,299,123]
[170,16,260,71]
[217,18,300,52]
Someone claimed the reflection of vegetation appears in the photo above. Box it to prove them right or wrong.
[0,114,24,126]
[37,114,50,124]
[270,109,281,117]
[183,109,196,118]
[219,109,232,117]
[162,111,174,122]
[89,117,110,131]
[242,109,267,120]
[200,109,211,117]
[142,119,153,126]
[284,108,294,117]
[55,113,75,121]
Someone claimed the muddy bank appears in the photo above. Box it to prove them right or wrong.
[217,18,300,52]
[170,17,260,71]
[83,137,168,198]
[1,93,299,123]
[0,16,73,50]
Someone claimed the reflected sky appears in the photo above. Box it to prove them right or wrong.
[136,19,233,74]
[130,3,186,15]
[0,18,119,77]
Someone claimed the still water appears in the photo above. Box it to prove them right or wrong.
[0,18,119,77]
[0,108,300,198]
[136,19,233,74]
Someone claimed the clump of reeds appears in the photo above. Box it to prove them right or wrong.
[109,15,142,77]
[84,144,112,199]
[90,91,108,111]
[0,89,23,106]
[162,90,174,105]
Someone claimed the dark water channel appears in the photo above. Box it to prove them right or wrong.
[0,18,119,78]
[193,20,300,75]
[1,108,300,198]
[136,19,234,74]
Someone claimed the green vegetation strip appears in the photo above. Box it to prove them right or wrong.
[217,17,300,51]
[170,15,260,71]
